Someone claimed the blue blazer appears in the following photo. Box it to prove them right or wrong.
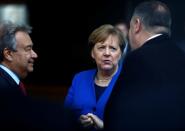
[64,67,121,120]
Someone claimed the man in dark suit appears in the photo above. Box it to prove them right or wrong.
[104,1,185,130]
[0,21,75,130]
[0,20,39,130]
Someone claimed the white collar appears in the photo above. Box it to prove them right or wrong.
[146,34,162,42]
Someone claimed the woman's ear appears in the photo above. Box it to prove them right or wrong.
[3,48,13,61]
[91,49,94,59]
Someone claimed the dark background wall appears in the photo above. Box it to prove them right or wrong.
[26,0,90,86]
[26,0,185,86]
[1,0,185,100]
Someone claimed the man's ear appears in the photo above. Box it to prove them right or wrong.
[134,18,142,33]
[3,48,13,61]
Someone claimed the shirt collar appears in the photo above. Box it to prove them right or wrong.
[146,34,162,42]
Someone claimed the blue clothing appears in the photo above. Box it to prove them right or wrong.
[64,67,121,120]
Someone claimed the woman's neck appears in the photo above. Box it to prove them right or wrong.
[95,65,118,87]
[97,65,118,80]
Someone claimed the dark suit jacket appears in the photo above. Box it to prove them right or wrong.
[176,39,185,54]
[104,35,185,130]
[0,67,76,130]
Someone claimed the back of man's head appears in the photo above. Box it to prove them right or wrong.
[133,0,171,36]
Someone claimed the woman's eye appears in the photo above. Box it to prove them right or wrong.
[110,47,117,51]
[98,46,105,50]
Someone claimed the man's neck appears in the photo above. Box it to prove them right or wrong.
[136,32,162,50]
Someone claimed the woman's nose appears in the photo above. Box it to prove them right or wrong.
[104,48,110,55]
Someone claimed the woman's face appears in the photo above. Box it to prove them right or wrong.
[91,35,121,72]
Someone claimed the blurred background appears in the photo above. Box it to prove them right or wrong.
[1,0,185,101]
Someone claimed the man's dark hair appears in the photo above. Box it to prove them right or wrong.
[0,21,32,62]
[133,0,171,35]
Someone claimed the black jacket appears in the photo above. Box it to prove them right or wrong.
[104,35,185,130]
[0,67,75,130]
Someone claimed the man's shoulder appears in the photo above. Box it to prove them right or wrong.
[0,68,17,88]
[127,35,173,60]
[0,73,10,88]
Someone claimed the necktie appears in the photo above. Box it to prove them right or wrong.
[19,81,27,96]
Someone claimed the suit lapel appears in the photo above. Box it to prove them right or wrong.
[0,67,21,95]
